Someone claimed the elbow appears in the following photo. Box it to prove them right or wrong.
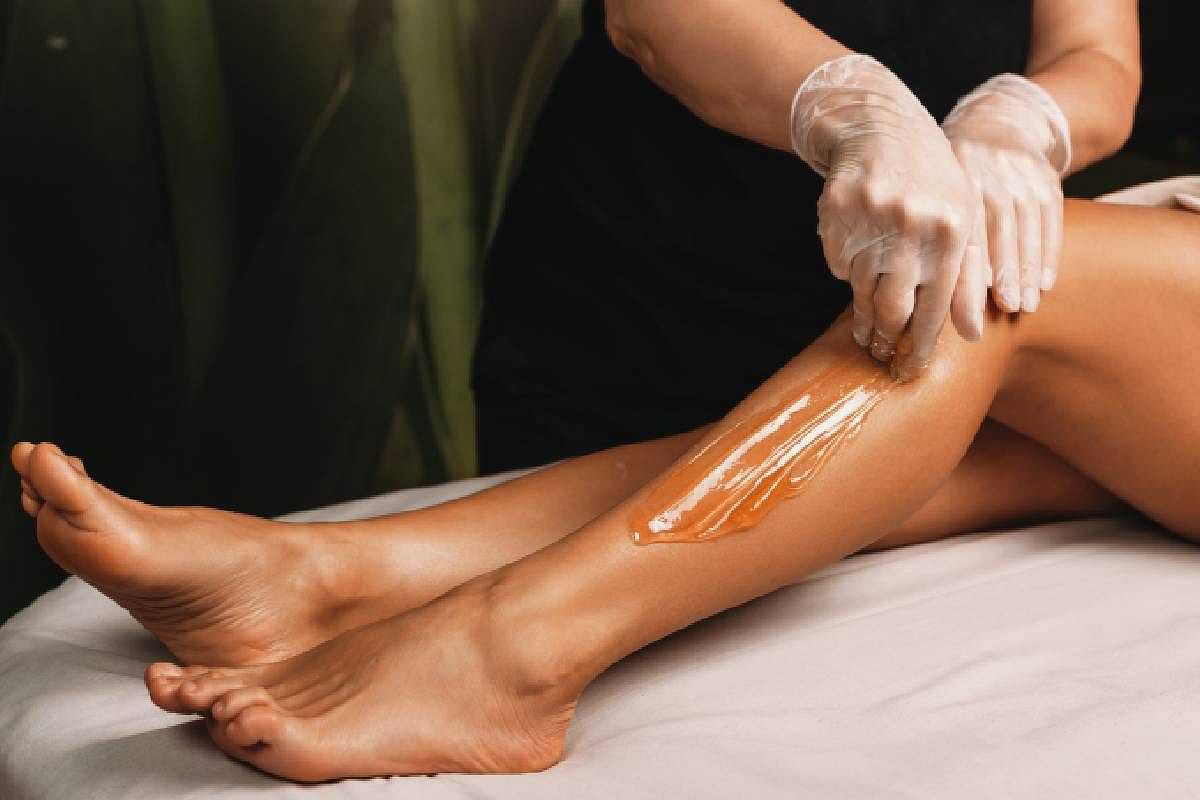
[1077,104,1135,166]
[1109,61,1141,154]
[1105,104,1136,157]
[1095,56,1143,159]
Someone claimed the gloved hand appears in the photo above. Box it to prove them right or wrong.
[942,73,1072,313]
[791,54,985,381]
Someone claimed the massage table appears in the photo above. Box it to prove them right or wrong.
[3,179,1199,799]
[3,477,1200,799]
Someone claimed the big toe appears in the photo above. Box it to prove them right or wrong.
[211,707,330,782]
[219,703,284,749]
[29,443,94,515]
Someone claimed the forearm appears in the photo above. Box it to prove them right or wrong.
[1026,0,1141,172]
[1027,49,1140,171]
[605,0,848,150]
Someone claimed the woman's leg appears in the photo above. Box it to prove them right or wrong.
[8,367,1111,665]
[6,422,1107,671]
[148,199,1200,780]
[7,428,698,665]
[866,419,1122,551]
[10,197,1144,667]
[983,201,1200,540]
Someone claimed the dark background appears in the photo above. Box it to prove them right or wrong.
[2,1,1198,621]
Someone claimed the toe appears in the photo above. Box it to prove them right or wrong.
[67,456,87,476]
[10,442,35,478]
[145,661,182,683]
[177,670,255,712]
[213,686,274,722]
[145,662,193,713]
[147,676,185,713]
[20,478,41,502]
[223,704,283,749]
[29,443,94,516]
[20,491,42,518]
[209,707,332,782]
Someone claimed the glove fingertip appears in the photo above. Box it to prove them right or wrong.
[962,316,982,342]
[996,284,1020,313]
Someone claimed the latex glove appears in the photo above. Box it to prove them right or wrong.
[942,74,1072,313]
[791,54,984,381]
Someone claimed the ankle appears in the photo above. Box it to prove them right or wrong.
[272,522,384,629]
[455,565,616,705]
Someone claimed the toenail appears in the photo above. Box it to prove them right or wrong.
[214,701,225,714]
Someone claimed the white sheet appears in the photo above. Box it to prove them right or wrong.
[3,470,1200,799]
[4,178,1199,798]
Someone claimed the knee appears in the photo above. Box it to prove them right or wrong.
[604,1,658,72]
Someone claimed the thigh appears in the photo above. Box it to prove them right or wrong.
[863,420,1122,552]
[988,201,1200,539]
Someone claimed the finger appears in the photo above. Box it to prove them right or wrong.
[817,182,854,281]
[976,200,994,288]
[904,269,958,375]
[900,225,967,379]
[985,192,1020,312]
[819,220,849,281]
[849,240,887,347]
[870,270,917,363]
[1041,181,1064,290]
[1016,196,1042,312]
[950,235,987,342]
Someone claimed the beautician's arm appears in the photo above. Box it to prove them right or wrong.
[1027,0,1141,172]
[604,0,848,150]
[605,0,984,376]
[937,0,1139,315]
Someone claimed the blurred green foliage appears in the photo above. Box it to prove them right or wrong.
[0,0,582,620]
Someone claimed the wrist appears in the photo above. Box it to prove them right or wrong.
[944,73,1071,174]
[790,53,933,177]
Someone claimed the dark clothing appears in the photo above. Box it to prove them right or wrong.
[473,1,1032,473]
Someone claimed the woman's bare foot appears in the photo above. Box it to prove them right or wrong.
[144,583,580,780]
[10,441,412,666]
